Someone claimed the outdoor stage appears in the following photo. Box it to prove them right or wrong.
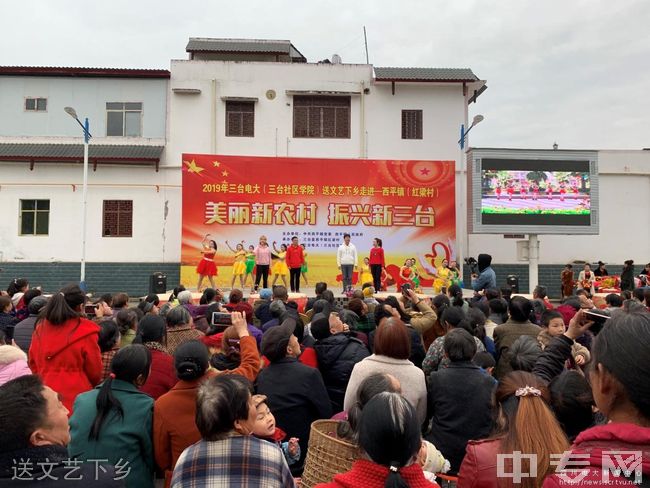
[152,286,487,307]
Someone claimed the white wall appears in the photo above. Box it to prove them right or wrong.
[165,60,467,260]
[166,60,375,166]
[0,162,180,263]
[468,150,650,264]
[0,76,168,139]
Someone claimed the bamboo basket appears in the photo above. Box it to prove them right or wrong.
[300,420,359,488]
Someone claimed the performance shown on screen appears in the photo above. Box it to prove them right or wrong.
[480,160,592,226]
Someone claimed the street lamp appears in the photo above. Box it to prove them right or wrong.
[458,114,484,150]
[64,107,92,290]
[457,114,484,284]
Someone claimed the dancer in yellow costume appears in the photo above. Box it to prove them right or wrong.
[272,241,289,287]
[225,240,247,289]
[360,257,373,286]
[433,258,452,294]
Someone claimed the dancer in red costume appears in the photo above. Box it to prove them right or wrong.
[559,183,567,202]
[506,182,514,201]
[197,234,218,291]
[495,185,502,200]
[531,183,540,200]
[546,183,553,199]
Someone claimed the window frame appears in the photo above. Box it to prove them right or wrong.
[401,109,423,140]
[225,100,255,137]
[102,199,133,238]
[292,95,351,139]
[105,102,143,137]
[19,199,50,236]
[24,97,48,112]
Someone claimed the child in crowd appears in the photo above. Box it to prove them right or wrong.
[251,394,300,466]
[0,296,17,341]
[472,351,496,379]
[361,283,379,305]
[418,440,451,482]
[538,310,590,367]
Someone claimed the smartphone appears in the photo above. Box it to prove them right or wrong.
[211,311,232,326]
[84,304,98,316]
[584,310,610,324]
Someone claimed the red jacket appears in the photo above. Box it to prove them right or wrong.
[543,423,650,488]
[140,348,177,400]
[316,459,438,488]
[457,438,501,488]
[369,247,385,267]
[285,244,304,269]
[28,317,103,415]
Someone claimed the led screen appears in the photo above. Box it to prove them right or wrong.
[480,159,591,226]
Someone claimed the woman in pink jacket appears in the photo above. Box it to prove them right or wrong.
[0,343,31,386]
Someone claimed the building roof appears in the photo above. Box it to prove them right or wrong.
[0,143,164,166]
[0,66,170,78]
[186,38,306,61]
[374,67,478,82]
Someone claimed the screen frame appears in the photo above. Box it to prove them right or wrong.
[468,149,599,235]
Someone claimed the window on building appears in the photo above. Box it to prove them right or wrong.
[225,101,255,137]
[401,110,423,139]
[102,200,133,237]
[106,102,142,137]
[25,98,47,112]
[293,96,350,138]
[20,200,50,235]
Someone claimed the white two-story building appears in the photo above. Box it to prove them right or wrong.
[0,38,486,295]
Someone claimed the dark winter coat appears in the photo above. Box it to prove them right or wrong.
[12,314,38,353]
[532,334,574,383]
[620,266,635,291]
[0,312,18,341]
[313,333,369,412]
[425,361,496,474]
[255,357,332,469]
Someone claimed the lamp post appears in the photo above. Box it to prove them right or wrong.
[64,107,92,290]
[457,114,484,283]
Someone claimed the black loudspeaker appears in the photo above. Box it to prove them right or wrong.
[506,274,519,294]
[149,272,167,294]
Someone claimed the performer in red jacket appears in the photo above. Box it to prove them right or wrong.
[369,237,386,292]
[29,284,103,415]
[285,235,305,293]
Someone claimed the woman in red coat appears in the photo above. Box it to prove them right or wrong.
[28,284,103,415]
[543,307,650,487]
[134,315,176,399]
[316,392,438,488]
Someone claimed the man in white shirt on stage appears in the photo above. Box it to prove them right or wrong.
[337,233,357,294]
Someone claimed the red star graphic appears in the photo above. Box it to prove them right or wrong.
[420,167,431,176]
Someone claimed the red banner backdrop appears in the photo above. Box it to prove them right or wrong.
[181,154,456,290]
